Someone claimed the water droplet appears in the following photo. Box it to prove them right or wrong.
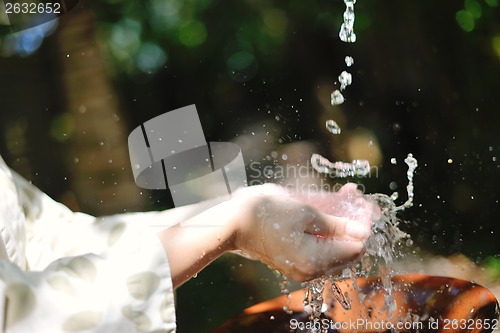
[390,158,397,164]
[273,223,280,230]
[345,56,354,67]
[339,1,356,43]
[331,90,345,105]
[325,120,341,134]
[264,168,274,178]
[331,282,351,310]
[447,158,453,164]
[391,192,399,201]
[281,154,288,160]
[338,71,352,90]
[134,164,141,169]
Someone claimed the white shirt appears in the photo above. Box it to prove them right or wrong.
[0,156,176,332]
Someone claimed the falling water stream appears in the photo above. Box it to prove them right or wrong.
[278,1,420,332]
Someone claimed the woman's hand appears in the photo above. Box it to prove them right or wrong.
[157,183,379,288]
[232,183,379,281]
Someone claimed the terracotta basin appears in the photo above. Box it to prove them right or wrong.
[213,274,499,333]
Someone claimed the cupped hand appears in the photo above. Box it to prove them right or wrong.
[232,183,380,281]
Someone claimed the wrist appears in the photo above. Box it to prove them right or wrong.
[228,190,271,262]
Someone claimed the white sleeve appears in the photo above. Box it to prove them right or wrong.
[0,166,177,332]
[0,222,176,333]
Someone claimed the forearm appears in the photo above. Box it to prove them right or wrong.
[156,199,240,289]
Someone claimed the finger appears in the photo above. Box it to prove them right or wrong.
[294,232,366,279]
[337,182,363,196]
[304,211,371,241]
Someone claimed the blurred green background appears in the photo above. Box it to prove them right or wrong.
[1,0,499,331]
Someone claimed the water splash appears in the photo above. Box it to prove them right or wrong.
[300,153,418,331]
[311,153,371,177]
[394,153,418,211]
[325,120,341,134]
[329,281,351,310]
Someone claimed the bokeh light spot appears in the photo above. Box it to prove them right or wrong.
[464,0,482,19]
[227,51,258,82]
[110,19,142,60]
[135,42,167,73]
[492,35,500,59]
[261,8,288,39]
[455,10,475,32]
[50,113,74,142]
[178,20,207,48]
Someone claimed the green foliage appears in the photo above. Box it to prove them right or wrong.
[484,0,498,7]
[484,256,500,280]
[456,10,475,32]
[92,0,346,76]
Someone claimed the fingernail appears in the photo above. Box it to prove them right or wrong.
[345,222,369,240]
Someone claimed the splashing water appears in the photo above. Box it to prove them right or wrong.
[325,120,341,135]
[299,153,417,331]
[361,154,418,314]
[311,153,371,177]
[395,153,418,211]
